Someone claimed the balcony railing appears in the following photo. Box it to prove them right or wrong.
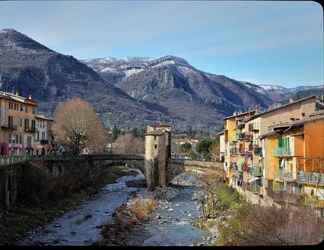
[2,123,17,130]
[250,166,263,177]
[298,171,324,186]
[275,168,294,181]
[230,148,239,155]
[273,147,292,157]
[253,146,262,156]
[236,133,245,140]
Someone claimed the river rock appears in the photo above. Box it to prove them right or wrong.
[170,173,204,187]
[126,179,147,188]
[154,187,179,201]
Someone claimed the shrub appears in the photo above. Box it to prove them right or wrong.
[217,203,324,246]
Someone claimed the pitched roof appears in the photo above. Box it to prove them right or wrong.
[224,109,257,120]
[35,114,54,121]
[248,95,317,121]
[260,110,324,139]
[0,91,38,106]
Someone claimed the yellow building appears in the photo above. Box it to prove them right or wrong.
[223,110,257,187]
[0,91,53,156]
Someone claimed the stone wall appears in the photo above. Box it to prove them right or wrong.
[168,159,223,182]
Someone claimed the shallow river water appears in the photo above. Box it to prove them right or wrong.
[19,171,212,246]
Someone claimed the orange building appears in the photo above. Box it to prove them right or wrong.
[261,111,324,211]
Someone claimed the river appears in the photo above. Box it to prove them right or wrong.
[18,170,213,246]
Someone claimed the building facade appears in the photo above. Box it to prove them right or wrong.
[0,91,53,156]
[34,114,54,155]
[221,95,324,214]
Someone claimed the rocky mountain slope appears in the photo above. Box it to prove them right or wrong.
[0,29,171,128]
[83,56,275,130]
[1,29,321,131]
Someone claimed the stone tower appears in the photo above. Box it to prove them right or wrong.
[144,123,171,190]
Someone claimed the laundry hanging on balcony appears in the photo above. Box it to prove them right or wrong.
[248,177,260,183]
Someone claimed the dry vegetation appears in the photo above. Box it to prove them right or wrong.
[196,178,324,246]
[217,202,324,246]
[194,167,324,246]
[112,133,144,154]
[98,195,157,246]
[52,97,107,154]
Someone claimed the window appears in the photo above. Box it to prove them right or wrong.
[27,136,32,146]
[31,120,36,130]
[154,144,157,149]
[8,133,13,143]
[24,119,29,130]
[32,107,36,114]
[25,106,28,113]
[19,118,23,127]
[8,116,13,128]
[20,104,23,111]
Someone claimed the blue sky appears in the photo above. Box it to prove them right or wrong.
[0,1,323,87]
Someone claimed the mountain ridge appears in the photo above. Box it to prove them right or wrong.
[0,28,322,131]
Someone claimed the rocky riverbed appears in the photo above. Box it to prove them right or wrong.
[18,169,215,246]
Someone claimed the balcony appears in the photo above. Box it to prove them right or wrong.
[275,168,295,182]
[1,123,17,130]
[236,132,245,140]
[253,146,262,156]
[230,149,239,155]
[237,122,245,129]
[273,147,292,157]
[250,166,263,177]
[298,171,324,186]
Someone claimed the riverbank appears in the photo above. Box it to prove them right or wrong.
[194,178,324,246]
[0,165,133,245]
[97,170,223,246]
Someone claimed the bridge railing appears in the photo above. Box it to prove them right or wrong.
[0,153,145,167]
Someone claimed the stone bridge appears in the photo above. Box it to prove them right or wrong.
[0,124,224,209]
[0,153,222,209]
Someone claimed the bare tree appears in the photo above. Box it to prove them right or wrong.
[52,97,107,155]
[113,133,144,154]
